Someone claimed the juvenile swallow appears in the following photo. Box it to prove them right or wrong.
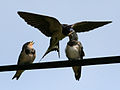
[12,41,36,80]
[65,31,85,81]
[17,11,111,59]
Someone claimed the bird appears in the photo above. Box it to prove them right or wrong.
[17,11,112,59]
[65,31,85,81]
[12,41,36,80]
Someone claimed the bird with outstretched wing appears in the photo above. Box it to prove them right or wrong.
[17,11,112,60]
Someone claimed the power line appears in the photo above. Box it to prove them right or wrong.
[0,56,120,72]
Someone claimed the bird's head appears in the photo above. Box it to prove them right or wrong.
[68,31,78,41]
[22,41,34,50]
[62,24,74,36]
[28,41,34,48]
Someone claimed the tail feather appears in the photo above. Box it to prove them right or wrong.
[75,73,81,81]
[73,66,81,81]
[12,74,21,80]
[39,42,60,61]
[12,70,24,80]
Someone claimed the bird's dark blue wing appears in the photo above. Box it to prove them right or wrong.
[71,21,112,33]
[18,11,62,37]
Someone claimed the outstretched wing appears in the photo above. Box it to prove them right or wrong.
[18,11,62,37]
[71,21,112,33]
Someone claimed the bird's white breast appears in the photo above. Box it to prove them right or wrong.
[65,45,81,59]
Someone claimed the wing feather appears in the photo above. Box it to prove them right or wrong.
[18,11,62,37]
[72,21,112,32]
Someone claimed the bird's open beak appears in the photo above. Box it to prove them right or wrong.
[68,28,75,36]
[31,41,35,45]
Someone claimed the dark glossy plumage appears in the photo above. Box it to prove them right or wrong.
[71,21,112,32]
[18,11,112,59]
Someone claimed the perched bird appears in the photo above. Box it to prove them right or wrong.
[17,11,112,59]
[12,41,36,80]
[65,31,85,81]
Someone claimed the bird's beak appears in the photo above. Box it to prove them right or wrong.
[31,41,35,45]
[68,28,74,36]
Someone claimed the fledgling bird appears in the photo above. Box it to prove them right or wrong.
[65,31,85,81]
[17,11,111,59]
[12,41,36,80]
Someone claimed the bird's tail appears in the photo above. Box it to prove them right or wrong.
[12,70,24,80]
[73,66,81,81]
[39,42,60,62]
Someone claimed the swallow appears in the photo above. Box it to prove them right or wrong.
[65,31,85,81]
[17,11,112,59]
[12,41,36,80]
